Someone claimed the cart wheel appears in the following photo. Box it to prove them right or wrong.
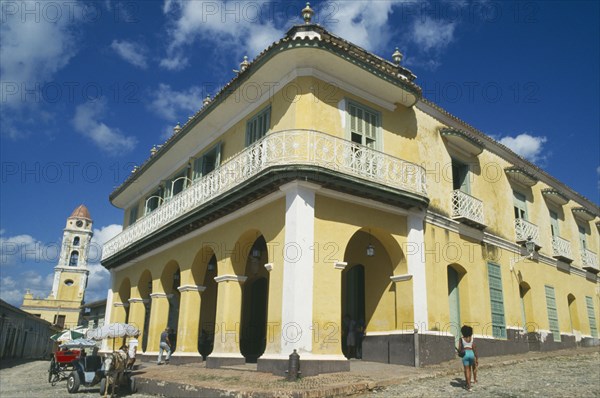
[99,378,107,396]
[48,358,59,384]
[67,371,80,393]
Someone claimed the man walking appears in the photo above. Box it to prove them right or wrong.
[157,327,171,365]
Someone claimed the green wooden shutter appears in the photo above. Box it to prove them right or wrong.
[585,296,598,338]
[246,107,270,146]
[549,210,559,237]
[128,206,138,226]
[487,263,506,338]
[193,157,203,180]
[544,285,561,342]
[513,191,527,220]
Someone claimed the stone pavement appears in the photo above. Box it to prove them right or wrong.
[132,347,600,397]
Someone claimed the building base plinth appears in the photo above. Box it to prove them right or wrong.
[257,357,349,377]
[206,355,246,368]
[140,353,203,365]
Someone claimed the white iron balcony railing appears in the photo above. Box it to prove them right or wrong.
[102,130,427,261]
[581,249,599,272]
[551,236,573,262]
[451,190,485,227]
[514,218,541,247]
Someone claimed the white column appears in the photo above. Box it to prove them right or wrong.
[407,212,428,330]
[101,269,115,352]
[279,181,319,355]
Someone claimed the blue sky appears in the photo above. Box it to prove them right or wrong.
[1,0,599,307]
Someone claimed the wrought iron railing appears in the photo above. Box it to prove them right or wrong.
[451,190,485,226]
[581,248,599,271]
[102,130,427,260]
[514,218,540,247]
[551,236,572,260]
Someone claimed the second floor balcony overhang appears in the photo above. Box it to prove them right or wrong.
[102,130,429,268]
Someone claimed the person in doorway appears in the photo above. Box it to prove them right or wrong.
[127,332,140,369]
[157,328,171,365]
[459,325,478,391]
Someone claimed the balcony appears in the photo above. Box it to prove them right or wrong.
[514,218,541,248]
[581,249,599,273]
[102,130,428,261]
[551,236,573,263]
[451,190,485,229]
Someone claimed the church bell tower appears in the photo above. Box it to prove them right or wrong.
[21,205,93,329]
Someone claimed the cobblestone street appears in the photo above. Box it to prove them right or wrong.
[0,360,154,398]
[365,351,600,397]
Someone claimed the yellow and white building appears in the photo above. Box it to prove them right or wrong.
[22,205,93,330]
[101,8,599,373]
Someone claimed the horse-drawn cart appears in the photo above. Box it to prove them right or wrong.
[48,349,81,385]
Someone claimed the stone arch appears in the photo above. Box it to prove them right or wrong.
[446,263,470,338]
[161,260,181,352]
[192,246,219,358]
[236,230,269,362]
[138,270,153,352]
[567,294,581,333]
[342,228,399,337]
[519,281,535,332]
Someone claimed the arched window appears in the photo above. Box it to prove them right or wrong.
[69,251,79,266]
[73,236,80,246]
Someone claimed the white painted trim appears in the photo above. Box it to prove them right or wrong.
[208,353,245,359]
[334,261,348,270]
[365,330,416,336]
[260,353,347,361]
[149,293,168,299]
[170,352,203,357]
[177,285,206,293]
[214,275,247,283]
[102,278,114,352]
[128,298,149,304]
[390,274,413,282]
[280,182,316,356]
[292,31,321,40]
[407,212,428,330]
[113,302,129,308]
[111,190,284,272]
[264,263,274,272]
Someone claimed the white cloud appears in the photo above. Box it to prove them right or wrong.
[411,17,456,53]
[161,0,283,70]
[0,271,54,306]
[72,100,137,153]
[499,133,548,163]
[85,224,121,303]
[0,231,56,266]
[111,40,148,69]
[148,83,204,120]
[87,224,122,263]
[321,0,404,52]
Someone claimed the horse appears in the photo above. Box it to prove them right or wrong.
[102,350,128,398]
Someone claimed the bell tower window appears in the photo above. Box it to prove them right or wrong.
[69,251,79,266]
[73,236,80,246]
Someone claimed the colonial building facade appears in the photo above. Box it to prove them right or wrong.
[22,205,93,329]
[101,8,599,373]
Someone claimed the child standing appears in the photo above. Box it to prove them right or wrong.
[459,325,478,391]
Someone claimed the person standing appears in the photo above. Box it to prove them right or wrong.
[157,328,171,365]
[459,325,478,391]
[127,332,139,369]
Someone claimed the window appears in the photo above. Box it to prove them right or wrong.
[64,279,74,286]
[513,191,528,220]
[72,236,80,246]
[549,210,559,237]
[544,285,561,342]
[169,170,190,198]
[246,106,271,146]
[54,315,66,328]
[347,101,380,149]
[193,143,222,180]
[452,159,470,193]
[578,225,588,251]
[145,188,163,215]
[487,262,507,338]
[128,206,138,226]
[69,251,79,266]
[585,296,598,338]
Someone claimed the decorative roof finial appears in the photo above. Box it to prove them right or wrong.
[240,55,250,72]
[173,123,182,135]
[392,47,403,65]
[150,145,158,156]
[203,95,211,107]
[302,2,314,24]
[132,165,139,173]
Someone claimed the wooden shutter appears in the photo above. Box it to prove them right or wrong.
[549,210,559,236]
[513,191,527,220]
[487,263,507,338]
[544,285,561,342]
[585,296,598,338]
